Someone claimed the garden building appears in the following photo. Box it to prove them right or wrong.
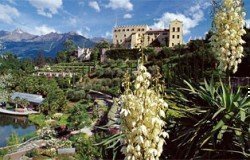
[10,92,44,107]
[113,19,183,48]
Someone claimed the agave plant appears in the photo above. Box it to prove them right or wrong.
[163,79,250,159]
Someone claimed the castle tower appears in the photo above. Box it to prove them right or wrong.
[169,19,183,47]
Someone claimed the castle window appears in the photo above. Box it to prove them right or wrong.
[118,29,121,32]
[115,35,117,38]
[138,33,141,36]
[132,28,134,31]
[123,29,125,31]
[127,29,129,31]
[114,30,117,32]
[177,35,180,39]
[172,27,175,32]
[142,29,145,31]
[138,29,141,31]
[124,34,126,37]
[172,43,174,46]
[177,27,180,32]
[172,35,175,39]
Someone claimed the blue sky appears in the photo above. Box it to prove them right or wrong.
[0,0,250,42]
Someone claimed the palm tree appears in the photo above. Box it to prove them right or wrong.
[19,99,30,110]
[13,97,21,109]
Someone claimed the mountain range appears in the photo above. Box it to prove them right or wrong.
[0,29,101,58]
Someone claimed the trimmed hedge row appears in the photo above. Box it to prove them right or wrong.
[106,49,141,60]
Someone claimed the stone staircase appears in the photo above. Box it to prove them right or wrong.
[3,140,46,160]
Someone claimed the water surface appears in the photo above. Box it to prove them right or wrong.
[0,114,36,147]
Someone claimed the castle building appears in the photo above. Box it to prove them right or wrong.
[113,19,183,48]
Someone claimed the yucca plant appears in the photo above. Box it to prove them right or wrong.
[163,79,250,159]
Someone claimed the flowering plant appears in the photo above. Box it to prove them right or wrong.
[210,0,246,73]
[120,62,168,160]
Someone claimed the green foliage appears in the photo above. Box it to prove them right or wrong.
[7,132,21,146]
[0,148,8,159]
[57,114,69,126]
[15,76,67,114]
[28,114,46,127]
[164,79,250,159]
[91,48,99,61]
[0,53,34,75]
[21,132,37,142]
[96,132,124,160]
[66,89,86,102]
[106,49,140,60]
[34,52,46,67]
[16,76,58,95]
[41,89,67,115]
[64,39,77,52]
[56,51,69,63]
[67,102,91,129]
[70,133,101,160]
[54,39,78,63]
[55,77,72,89]
[95,41,110,49]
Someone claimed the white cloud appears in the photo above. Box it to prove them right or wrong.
[0,4,19,23]
[28,0,63,18]
[77,26,91,38]
[151,2,210,35]
[89,1,101,12]
[246,19,250,28]
[106,0,133,11]
[34,25,56,35]
[123,13,132,19]
[84,26,90,32]
[104,31,112,38]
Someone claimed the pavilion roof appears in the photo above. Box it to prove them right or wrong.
[11,92,44,104]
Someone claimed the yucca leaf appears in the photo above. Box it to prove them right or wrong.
[204,79,210,91]
[239,109,246,122]
[184,80,196,93]
[212,107,226,119]
[107,138,121,149]
[241,97,250,108]
[233,87,241,102]
[220,80,230,109]
[212,119,225,132]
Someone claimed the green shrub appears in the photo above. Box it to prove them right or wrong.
[70,133,101,160]
[68,102,91,129]
[106,49,140,60]
[164,79,250,159]
[7,132,21,146]
[28,114,46,127]
[66,89,86,102]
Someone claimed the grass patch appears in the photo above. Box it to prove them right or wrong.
[28,114,46,127]
[57,114,69,126]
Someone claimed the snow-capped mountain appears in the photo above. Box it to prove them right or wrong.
[0,29,96,58]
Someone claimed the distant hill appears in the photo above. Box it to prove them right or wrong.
[91,37,112,43]
[0,29,96,58]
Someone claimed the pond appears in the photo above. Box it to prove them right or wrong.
[0,114,36,147]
